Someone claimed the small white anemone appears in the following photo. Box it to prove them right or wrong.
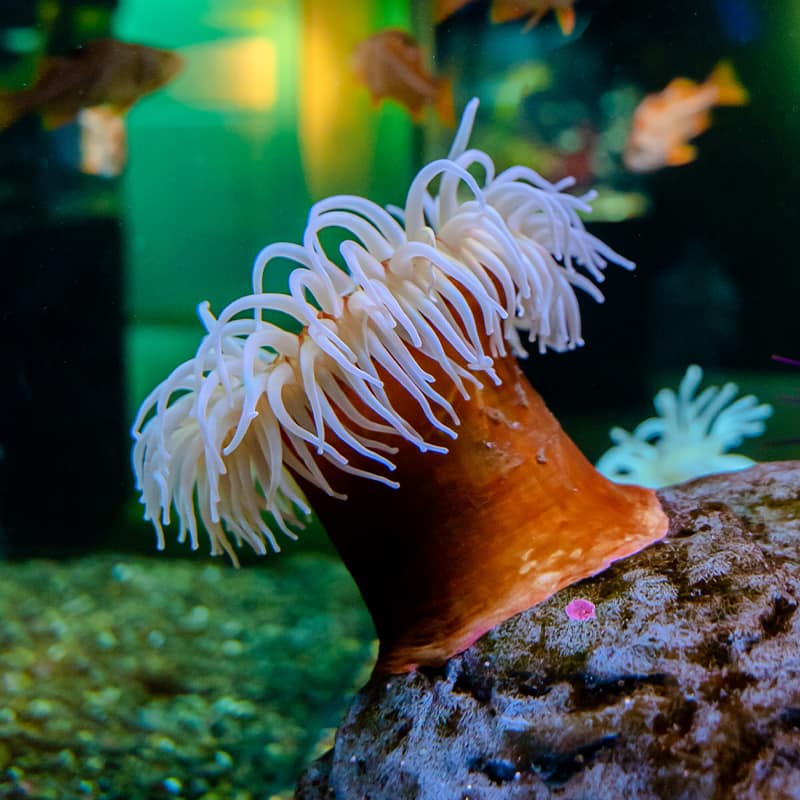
[596,364,773,489]
[132,98,634,560]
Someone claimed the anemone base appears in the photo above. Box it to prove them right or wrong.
[307,355,668,674]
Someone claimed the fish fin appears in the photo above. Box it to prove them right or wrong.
[435,0,476,23]
[665,77,697,93]
[666,142,698,166]
[85,101,126,118]
[435,77,456,127]
[491,0,534,25]
[692,110,712,136]
[107,102,134,117]
[0,91,21,130]
[708,60,748,106]
[520,9,548,31]
[555,6,576,35]
[41,110,77,130]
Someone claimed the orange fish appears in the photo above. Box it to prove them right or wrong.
[0,38,183,131]
[352,30,455,126]
[491,0,578,35]
[623,61,748,173]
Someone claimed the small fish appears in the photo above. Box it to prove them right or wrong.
[488,60,552,121]
[623,61,748,173]
[491,0,578,35]
[352,29,454,126]
[0,38,183,131]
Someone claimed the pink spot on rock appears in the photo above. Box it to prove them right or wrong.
[565,598,596,621]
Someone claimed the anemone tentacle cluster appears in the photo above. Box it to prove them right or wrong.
[596,364,773,488]
[132,99,634,560]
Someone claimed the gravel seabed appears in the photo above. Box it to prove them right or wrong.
[0,553,375,799]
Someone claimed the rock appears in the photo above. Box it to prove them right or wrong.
[296,462,800,800]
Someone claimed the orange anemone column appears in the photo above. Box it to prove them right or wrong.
[306,354,668,674]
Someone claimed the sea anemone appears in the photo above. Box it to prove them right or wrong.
[596,364,773,489]
[132,99,668,673]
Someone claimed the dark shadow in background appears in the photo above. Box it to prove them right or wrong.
[0,0,128,558]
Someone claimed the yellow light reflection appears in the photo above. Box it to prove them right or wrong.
[202,6,275,33]
[168,36,277,111]
[299,1,375,197]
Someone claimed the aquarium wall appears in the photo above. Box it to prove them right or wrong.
[117,0,417,419]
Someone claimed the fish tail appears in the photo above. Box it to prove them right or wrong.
[666,142,698,167]
[555,6,576,35]
[435,76,456,127]
[0,90,22,130]
[708,60,748,106]
[491,0,531,24]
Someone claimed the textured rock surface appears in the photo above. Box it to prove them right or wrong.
[296,462,800,800]
[0,553,374,799]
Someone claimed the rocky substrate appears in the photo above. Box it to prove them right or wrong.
[296,461,800,800]
[0,552,375,799]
